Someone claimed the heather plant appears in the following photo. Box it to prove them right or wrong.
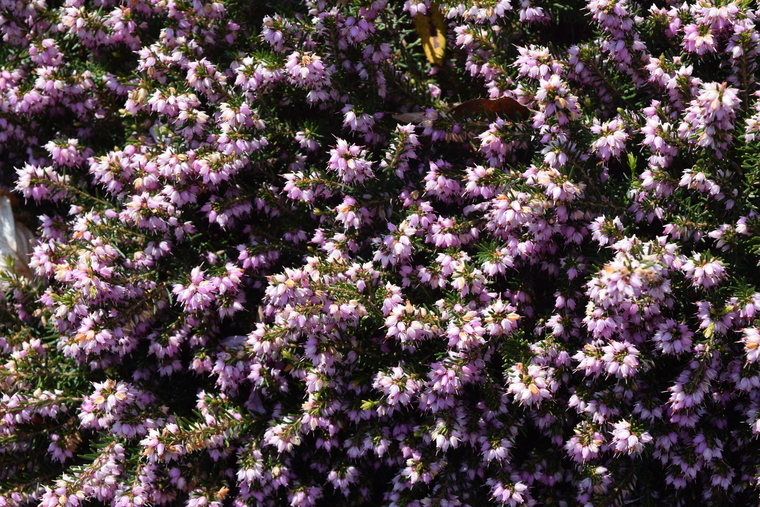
[0,0,758,505]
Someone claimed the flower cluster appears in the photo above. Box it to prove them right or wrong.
[0,0,758,505]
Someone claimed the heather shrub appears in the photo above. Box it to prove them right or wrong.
[0,0,758,505]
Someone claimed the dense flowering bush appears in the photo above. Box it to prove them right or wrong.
[0,0,759,505]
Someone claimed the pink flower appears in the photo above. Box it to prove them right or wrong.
[678,82,741,157]
[600,340,640,378]
[683,23,716,55]
[284,51,331,88]
[610,420,652,454]
[327,139,375,184]
[590,117,629,160]
[681,253,727,288]
[507,363,555,406]
[741,328,760,363]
